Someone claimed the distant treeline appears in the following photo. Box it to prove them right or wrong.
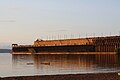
[0,49,12,53]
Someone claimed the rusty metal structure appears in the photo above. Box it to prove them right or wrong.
[12,36,120,53]
[94,36,120,52]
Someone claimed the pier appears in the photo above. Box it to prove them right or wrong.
[12,36,120,53]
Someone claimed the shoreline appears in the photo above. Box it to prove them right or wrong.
[1,72,120,80]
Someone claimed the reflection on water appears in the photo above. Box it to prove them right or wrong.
[12,53,120,76]
[1,53,120,77]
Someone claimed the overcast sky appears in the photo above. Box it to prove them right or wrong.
[0,0,120,44]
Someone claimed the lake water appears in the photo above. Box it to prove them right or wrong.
[0,53,120,77]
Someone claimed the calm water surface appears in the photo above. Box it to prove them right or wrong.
[0,53,120,77]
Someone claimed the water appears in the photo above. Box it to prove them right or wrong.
[0,53,120,77]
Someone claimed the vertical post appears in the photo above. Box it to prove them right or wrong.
[110,32,111,36]
[93,33,95,37]
[66,35,67,39]
[41,36,43,39]
[52,35,53,40]
[49,36,50,40]
[64,34,65,39]
[54,36,56,40]
[101,33,103,37]
[58,34,59,40]
[79,34,80,38]
[47,36,48,40]
[119,31,120,36]
[59,35,61,40]
[71,34,73,39]
[86,33,87,38]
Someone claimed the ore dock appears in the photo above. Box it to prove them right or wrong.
[12,36,120,54]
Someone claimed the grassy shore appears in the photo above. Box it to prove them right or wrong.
[1,72,120,80]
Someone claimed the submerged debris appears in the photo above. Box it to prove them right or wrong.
[41,62,50,65]
[26,62,34,65]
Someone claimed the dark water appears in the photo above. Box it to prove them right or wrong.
[1,53,120,77]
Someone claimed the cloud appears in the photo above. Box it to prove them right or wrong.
[47,29,68,32]
[0,20,16,22]
[57,30,68,32]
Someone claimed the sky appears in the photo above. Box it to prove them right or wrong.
[0,0,120,47]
